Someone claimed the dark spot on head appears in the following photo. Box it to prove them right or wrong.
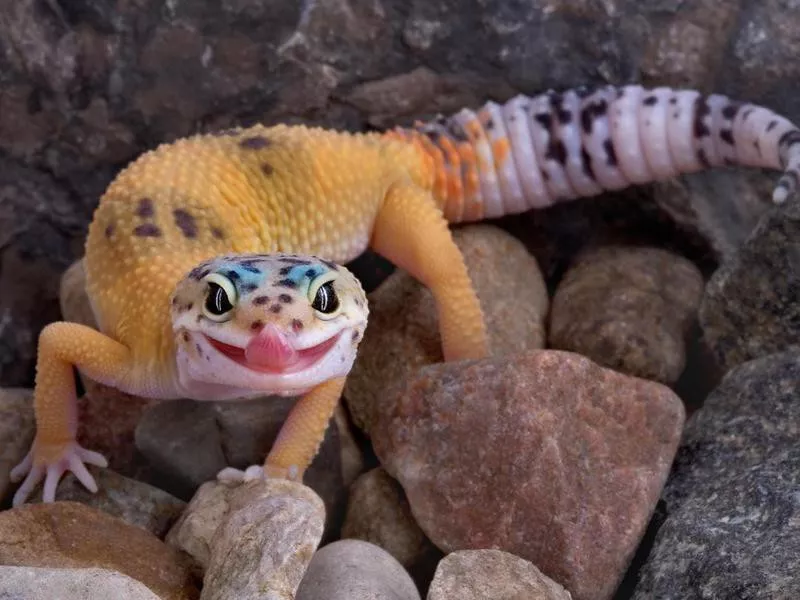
[239,136,270,150]
[291,319,304,332]
[171,297,179,306]
[720,129,734,145]
[580,147,595,180]
[173,208,198,239]
[279,257,312,266]
[189,266,210,280]
[351,330,360,343]
[279,266,293,275]
[279,294,292,303]
[305,268,316,278]
[104,223,115,238]
[237,261,262,274]
[261,162,274,176]
[226,270,241,281]
[134,223,161,237]
[250,320,264,331]
[742,107,754,121]
[276,278,296,288]
[182,331,190,343]
[240,283,258,294]
[211,227,225,240]
[321,259,339,271]
[253,295,270,305]
[697,148,711,168]
[603,139,618,167]
[185,302,193,311]
[269,304,282,314]
[669,97,678,105]
[767,120,778,133]
[545,139,567,164]
[136,198,154,218]
[643,95,658,106]
[195,344,203,355]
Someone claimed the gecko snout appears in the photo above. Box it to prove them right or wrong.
[245,324,299,369]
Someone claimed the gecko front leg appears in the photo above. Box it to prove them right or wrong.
[10,322,138,506]
[217,376,346,483]
[370,180,489,362]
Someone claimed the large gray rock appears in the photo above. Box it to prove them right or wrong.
[634,351,800,598]
[699,203,800,374]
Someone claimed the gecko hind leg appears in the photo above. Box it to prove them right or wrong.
[370,181,489,362]
[11,322,136,506]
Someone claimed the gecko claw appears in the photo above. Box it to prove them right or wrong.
[216,464,266,483]
[10,441,108,507]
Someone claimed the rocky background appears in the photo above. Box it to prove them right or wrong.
[1,1,799,599]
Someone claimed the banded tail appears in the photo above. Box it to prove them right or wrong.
[391,84,800,223]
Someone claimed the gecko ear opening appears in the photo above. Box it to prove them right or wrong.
[202,273,237,322]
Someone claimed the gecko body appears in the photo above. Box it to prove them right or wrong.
[11,84,800,505]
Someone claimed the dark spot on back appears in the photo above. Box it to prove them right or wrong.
[136,198,154,218]
[261,163,274,176]
[742,107,754,121]
[279,294,292,303]
[291,319,304,332]
[134,223,161,237]
[643,95,658,106]
[669,97,678,105]
[211,227,225,240]
[239,136,270,150]
[767,120,778,133]
[173,209,198,239]
[253,295,270,305]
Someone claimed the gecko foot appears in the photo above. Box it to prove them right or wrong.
[215,463,302,484]
[10,440,108,507]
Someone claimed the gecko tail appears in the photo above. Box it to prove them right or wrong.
[405,85,800,223]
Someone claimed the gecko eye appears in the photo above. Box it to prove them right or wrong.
[202,273,237,321]
[311,280,339,315]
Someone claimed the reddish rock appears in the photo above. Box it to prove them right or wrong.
[0,501,199,600]
[372,349,685,600]
[549,245,704,384]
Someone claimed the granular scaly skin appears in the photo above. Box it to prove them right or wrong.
[11,84,800,506]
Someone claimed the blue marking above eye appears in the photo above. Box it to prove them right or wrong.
[217,263,266,295]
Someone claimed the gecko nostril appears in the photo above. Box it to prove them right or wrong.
[250,320,264,332]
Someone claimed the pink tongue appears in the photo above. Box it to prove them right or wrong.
[245,325,298,369]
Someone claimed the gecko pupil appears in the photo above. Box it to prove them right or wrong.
[206,283,233,315]
[312,281,339,313]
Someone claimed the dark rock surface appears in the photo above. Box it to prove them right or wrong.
[633,351,800,598]
[2,0,797,388]
[699,203,800,374]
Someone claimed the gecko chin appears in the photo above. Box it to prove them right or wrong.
[175,326,357,400]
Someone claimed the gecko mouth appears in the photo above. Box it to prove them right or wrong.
[203,331,342,374]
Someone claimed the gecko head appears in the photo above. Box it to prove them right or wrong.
[169,253,368,399]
